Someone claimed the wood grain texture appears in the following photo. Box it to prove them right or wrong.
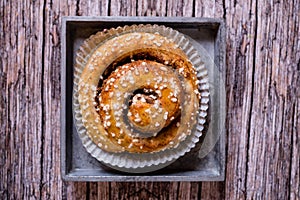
[1,0,45,199]
[246,1,300,199]
[0,0,299,199]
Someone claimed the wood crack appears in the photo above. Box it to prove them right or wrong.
[108,0,111,16]
[197,182,202,199]
[192,0,195,17]
[222,0,226,20]
[288,103,296,200]
[76,0,81,16]
[39,0,47,199]
[165,0,168,16]
[86,183,90,200]
[136,0,138,16]
[244,0,259,198]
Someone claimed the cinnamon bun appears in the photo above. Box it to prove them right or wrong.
[73,24,209,169]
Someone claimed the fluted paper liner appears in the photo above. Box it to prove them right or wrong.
[73,24,210,172]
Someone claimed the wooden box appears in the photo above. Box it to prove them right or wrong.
[61,16,226,181]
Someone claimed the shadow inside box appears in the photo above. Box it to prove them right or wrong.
[72,134,219,176]
[82,137,220,177]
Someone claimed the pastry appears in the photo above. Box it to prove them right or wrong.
[73,24,209,169]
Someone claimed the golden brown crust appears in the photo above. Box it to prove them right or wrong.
[77,26,200,153]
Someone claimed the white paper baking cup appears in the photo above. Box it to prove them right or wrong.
[73,24,209,173]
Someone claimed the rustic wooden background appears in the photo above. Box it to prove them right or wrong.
[1,0,299,199]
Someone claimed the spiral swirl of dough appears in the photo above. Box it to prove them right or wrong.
[78,29,200,153]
